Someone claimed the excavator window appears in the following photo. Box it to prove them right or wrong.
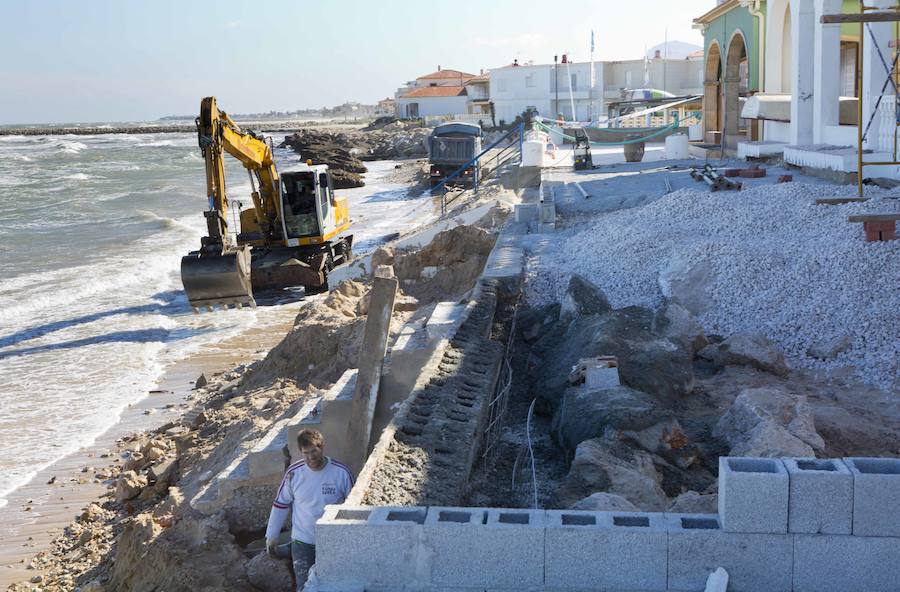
[318,173,330,216]
[282,176,320,238]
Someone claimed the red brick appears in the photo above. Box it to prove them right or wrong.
[725,168,742,177]
[863,221,897,232]
[739,168,767,178]
[778,175,793,183]
[865,229,883,242]
[882,228,897,241]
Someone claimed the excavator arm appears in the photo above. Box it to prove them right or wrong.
[181,96,281,311]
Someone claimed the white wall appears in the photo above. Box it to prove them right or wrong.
[395,95,469,118]
[489,62,604,123]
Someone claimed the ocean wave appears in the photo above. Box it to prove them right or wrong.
[62,172,95,181]
[135,209,198,233]
[137,140,175,147]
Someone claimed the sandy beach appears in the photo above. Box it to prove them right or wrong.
[0,301,302,588]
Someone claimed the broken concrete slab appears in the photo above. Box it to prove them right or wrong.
[346,276,397,475]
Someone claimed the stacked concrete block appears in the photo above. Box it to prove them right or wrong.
[424,507,546,589]
[545,510,667,591]
[784,457,853,534]
[315,505,427,590]
[718,456,789,533]
[845,457,900,536]
[793,534,900,592]
[665,513,793,592]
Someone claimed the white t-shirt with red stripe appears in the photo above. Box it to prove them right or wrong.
[265,457,354,545]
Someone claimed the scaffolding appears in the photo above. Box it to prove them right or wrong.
[822,3,900,196]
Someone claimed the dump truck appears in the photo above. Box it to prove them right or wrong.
[428,122,482,188]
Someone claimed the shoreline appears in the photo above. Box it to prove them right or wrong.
[0,121,369,137]
[0,301,302,588]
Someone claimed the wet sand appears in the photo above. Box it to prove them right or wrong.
[0,301,302,588]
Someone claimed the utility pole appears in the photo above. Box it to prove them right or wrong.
[554,54,559,119]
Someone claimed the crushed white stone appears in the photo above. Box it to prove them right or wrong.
[526,182,900,391]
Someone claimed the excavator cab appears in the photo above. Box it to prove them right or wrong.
[277,165,349,246]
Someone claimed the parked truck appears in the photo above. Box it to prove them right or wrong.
[428,122,482,188]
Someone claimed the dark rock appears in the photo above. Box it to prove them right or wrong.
[518,303,560,344]
[560,274,611,321]
[552,385,668,454]
[194,373,207,389]
[246,551,293,592]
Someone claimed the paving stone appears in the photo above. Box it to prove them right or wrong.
[845,457,900,536]
[784,457,852,534]
[718,456,789,533]
[545,510,666,591]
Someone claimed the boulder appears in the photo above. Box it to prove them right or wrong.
[570,492,639,512]
[246,552,293,592]
[555,439,668,510]
[698,333,790,376]
[370,246,395,270]
[532,306,694,414]
[518,303,560,344]
[115,471,147,503]
[559,274,611,322]
[194,373,207,389]
[713,386,825,457]
[620,418,698,469]
[807,334,851,360]
[658,256,714,316]
[666,491,719,514]
[552,385,669,454]
[654,302,708,354]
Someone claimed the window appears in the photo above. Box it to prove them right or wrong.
[525,74,535,88]
[570,73,577,91]
[318,173,330,216]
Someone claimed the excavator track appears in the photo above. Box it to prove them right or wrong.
[180,246,256,312]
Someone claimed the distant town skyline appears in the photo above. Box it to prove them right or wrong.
[0,0,711,124]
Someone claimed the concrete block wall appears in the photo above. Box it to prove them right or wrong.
[314,456,900,592]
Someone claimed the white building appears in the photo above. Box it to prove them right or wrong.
[394,68,476,118]
[738,0,900,177]
[489,60,605,124]
[488,54,703,125]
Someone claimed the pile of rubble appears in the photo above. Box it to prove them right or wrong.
[279,124,431,188]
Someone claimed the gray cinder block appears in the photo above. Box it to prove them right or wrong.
[845,457,900,536]
[794,534,900,592]
[315,505,426,589]
[545,510,667,591]
[666,513,793,592]
[424,507,546,589]
[718,456,789,533]
[784,457,853,534]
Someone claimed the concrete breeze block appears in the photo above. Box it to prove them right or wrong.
[424,507,546,589]
[794,534,900,592]
[666,513,793,592]
[845,457,900,536]
[315,505,426,590]
[718,456,789,533]
[545,510,667,591]
[784,457,853,534]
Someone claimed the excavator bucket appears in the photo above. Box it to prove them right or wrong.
[180,246,256,311]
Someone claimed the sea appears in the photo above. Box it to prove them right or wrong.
[0,127,435,508]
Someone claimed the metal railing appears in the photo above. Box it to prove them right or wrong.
[431,122,525,214]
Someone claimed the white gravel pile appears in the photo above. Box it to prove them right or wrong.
[526,182,900,390]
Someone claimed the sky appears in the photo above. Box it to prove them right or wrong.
[0,0,713,124]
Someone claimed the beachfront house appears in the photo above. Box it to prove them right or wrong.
[394,68,476,119]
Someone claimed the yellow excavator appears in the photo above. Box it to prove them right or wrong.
[180,97,353,311]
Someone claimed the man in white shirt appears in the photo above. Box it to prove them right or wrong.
[265,428,354,590]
